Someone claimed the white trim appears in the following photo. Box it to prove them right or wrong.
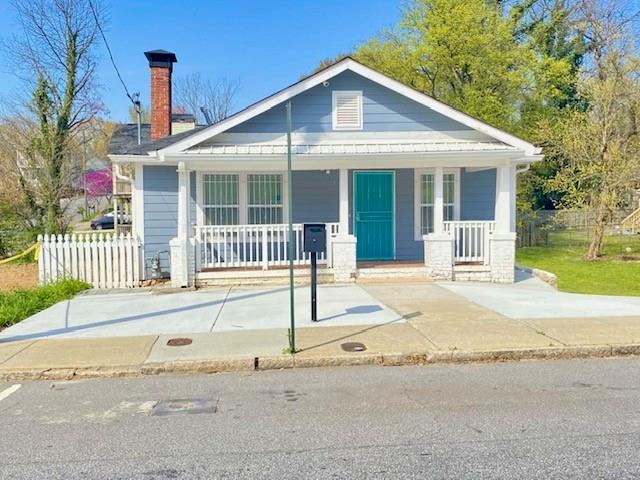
[133,164,145,244]
[195,171,288,226]
[414,168,460,241]
[157,58,541,157]
[332,90,363,130]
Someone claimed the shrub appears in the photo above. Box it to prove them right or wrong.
[0,279,90,328]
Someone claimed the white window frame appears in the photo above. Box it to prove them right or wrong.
[332,90,363,131]
[200,173,241,226]
[414,168,460,240]
[196,171,288,226]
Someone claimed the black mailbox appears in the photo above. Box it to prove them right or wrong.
[303,223,326,253]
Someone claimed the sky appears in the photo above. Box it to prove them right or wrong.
[0,0,403,123]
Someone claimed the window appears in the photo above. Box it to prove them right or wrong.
[247,174,283,224]
[443,173,455,222]
[416,170,458,238]
[420,174,435,235]
[332,91,363,130]
[203,174,239,225]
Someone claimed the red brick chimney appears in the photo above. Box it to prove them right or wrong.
[144,50,178,140]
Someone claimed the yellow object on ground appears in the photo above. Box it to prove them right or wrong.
[0,243,38,265]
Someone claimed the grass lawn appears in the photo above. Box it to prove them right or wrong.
[0,279,90,329]
[516,229,640,296]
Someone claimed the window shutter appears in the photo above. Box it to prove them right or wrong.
[332,91,363,130]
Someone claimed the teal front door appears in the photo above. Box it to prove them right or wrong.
[353,171,395,260]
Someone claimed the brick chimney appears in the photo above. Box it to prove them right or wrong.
[144,50,178,140]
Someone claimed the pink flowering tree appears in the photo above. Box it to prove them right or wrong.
[85,168,113,203]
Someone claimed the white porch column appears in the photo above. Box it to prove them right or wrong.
[494,165,515,233]
[491,165,516,283]
[170,161,192,287]
[339,168,349,235]
[332,168,357,282]
[433,167,444,233]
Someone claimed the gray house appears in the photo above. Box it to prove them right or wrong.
[109,50,542,287]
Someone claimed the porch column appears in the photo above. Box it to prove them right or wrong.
[332,168,357,282]
[339,168,349,234]
[170,161,192,287]
[433,167,444,233]
[494,165,515,233]
[491,165,516,283]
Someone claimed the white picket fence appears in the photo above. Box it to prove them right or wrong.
[38,233,142,289]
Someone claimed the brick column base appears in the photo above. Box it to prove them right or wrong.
[169,237,191,288]
[424,233,454,280]
[331,235,357,283]
[490,232,516,283]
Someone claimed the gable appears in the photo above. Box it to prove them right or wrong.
[223,70,483,137]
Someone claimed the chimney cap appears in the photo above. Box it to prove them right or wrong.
[144,49,178,68]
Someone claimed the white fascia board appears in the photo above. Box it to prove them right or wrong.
[109,154,160,164]
[158,60,354,157]
[157,57,542,158]
[346,62,542,156]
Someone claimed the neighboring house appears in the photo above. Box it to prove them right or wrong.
[108,50,542,287]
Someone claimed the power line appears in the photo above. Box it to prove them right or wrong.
[88,0,138,106]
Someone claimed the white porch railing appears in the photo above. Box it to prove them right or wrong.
[195,223,340,270]
[444,221,495,265]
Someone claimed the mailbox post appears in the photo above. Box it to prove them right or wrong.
[303,223,326,322]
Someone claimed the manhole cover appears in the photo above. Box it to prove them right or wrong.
[151,399,217,416]
[341,342,367,352]
[166,337,192,347]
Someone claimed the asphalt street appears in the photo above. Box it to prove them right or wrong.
[1,358,640,479]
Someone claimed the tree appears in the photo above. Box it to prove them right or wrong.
[354,0,575,133]
[540,0,640,259]
[0,0,105,234]
[173,74,239,124]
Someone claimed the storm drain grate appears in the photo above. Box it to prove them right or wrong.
[151,399,217,416]
[166,337,193,347]
[341,342,367,352]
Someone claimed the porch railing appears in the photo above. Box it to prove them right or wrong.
[195,223,340,270]
[443,221,495,265]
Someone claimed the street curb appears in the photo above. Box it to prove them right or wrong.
[1,344,639,382]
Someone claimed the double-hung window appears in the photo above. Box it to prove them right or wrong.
[202,174,240,225]
[247,174,284,224]
[416,170,458,237]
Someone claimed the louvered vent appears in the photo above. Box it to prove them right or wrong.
[332,91,363,130]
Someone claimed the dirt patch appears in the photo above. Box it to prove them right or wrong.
[0,263,38,291]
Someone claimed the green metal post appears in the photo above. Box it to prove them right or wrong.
[286,101,296,353]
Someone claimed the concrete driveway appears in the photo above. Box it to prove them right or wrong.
[0,284,403,343]
[441,270,640,319]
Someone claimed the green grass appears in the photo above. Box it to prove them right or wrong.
[516,230,640,296]
[0,279,90,328]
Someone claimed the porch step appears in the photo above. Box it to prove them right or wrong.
[355,266,432,283]
[196,268,335,287]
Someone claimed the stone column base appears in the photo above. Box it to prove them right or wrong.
[169,237,191,288]
[424,233,454,280]
[490,232,516,283]
[331,235,357,283]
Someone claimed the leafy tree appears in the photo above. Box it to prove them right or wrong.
[0,0,106,234]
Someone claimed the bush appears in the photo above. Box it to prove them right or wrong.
[0,279,90,328]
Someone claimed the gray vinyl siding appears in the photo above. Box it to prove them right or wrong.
[348,168,423,261]
[228,70,473,134]
[291,170,339,223]
[143,166,196,276]
[460,169,496,221]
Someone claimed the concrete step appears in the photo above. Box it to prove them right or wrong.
[355,266,431,283]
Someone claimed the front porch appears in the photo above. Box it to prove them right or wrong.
[167,163,518,287]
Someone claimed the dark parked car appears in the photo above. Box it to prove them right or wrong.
[90,211,131,231]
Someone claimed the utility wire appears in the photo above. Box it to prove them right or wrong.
[88,0,137,106]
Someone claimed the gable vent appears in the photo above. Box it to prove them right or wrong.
[332,90,363,130]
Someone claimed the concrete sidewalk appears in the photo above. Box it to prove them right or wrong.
[1,282,640,380]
